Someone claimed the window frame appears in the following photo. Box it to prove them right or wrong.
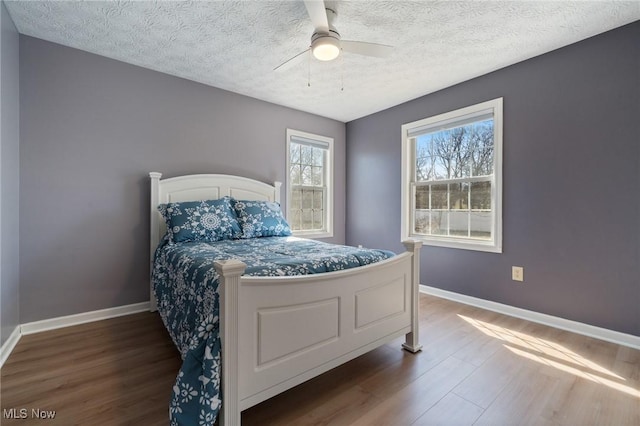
[286,128,334,239]
[401,98,503,253]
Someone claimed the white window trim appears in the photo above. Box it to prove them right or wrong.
[401,98,503,253]
[286,128,334,239]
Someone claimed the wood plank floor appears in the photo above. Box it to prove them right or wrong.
[2,294,638,425]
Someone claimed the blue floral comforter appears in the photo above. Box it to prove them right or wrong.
[152,236,394,425]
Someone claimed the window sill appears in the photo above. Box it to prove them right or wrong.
[292,230,334,239]
[408,235,502,253]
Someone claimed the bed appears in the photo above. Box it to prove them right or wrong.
[149,172,422,425]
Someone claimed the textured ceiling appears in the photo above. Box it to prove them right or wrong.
[5,1,640,122]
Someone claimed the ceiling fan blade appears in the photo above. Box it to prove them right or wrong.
[304,0,329,33]
[274,49,309,72]
[341,40,393,58]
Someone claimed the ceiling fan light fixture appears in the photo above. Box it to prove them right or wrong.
[312,35,340,61]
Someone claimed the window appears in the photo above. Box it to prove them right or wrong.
[286,129,333,238]
[401,98,503,252]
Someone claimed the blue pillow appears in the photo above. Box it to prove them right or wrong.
[233,199,292,238]
[158,197,241,243]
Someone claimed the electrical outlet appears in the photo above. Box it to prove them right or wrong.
[512,266,524,282]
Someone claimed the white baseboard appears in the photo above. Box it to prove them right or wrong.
[420,285,640,350]
[20,301,150,335]
[0,325,22,368]
[1,302,150,368]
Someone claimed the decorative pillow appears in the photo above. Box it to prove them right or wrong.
[232,199,292,238]
[158,197,241,243]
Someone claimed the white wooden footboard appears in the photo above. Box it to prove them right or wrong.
[215,240,422,426]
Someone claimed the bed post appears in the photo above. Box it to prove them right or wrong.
[214,259,247,426]
[149,172,162,312]
[402,240,423,353]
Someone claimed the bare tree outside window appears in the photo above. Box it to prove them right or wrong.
[289,142,326,231]
[413,119,494,240]
[415,120,493,181]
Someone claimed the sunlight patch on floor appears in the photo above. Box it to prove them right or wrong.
[458,314,640,399]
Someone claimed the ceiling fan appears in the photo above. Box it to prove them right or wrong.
[274,0,393,72]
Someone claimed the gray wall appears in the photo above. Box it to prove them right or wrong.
[346,22,639,336]
[0,1,20,346]
[19,36,345,323]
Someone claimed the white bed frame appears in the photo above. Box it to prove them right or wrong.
[149,172,422,425]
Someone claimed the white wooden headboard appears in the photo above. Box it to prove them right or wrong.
[149,172,282,311]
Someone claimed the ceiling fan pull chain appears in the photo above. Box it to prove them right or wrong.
[341,50,344,92]
[308,49,312,87]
